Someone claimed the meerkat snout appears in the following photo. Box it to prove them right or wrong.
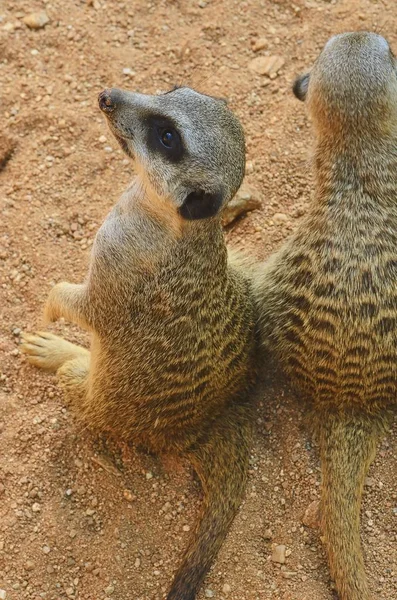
[98,86,246,220]
[98,88,116,113]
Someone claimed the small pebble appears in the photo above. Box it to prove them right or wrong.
[302,500,320,529]
[0,590,6,600]
[248,55,285,77]
[222,583,231,594]
[271,544,286,564]
[272,212,288,224]
[104,584,115,596]
[23,11,50,29]
[222,184,261,226]
[204,590,214,598]
[252,37,268,52]
[264,528,273,540]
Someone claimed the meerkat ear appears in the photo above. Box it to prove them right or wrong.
[293,72,310,101]
[179,190,224,220]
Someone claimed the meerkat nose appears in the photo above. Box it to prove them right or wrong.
[98,88,116,113]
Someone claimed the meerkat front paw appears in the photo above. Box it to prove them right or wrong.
[43,283,66,323]
[20,331,88,372]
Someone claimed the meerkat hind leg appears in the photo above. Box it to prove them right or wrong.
[57,354,90,407]
[319,412,387,600]
[21,331,89,373]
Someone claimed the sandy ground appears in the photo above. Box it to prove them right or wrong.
[0,0,396,599]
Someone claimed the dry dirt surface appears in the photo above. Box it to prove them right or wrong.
[0,1,396,599]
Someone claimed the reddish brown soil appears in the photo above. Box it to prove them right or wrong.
[0,1,396,599]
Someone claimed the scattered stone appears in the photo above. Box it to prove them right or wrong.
[252,38,268,52]
[104,584,115,596]
[0,590,6,600]
[31,502,41,513]
[222,583,231,594]
[248,55,285,77]
[282,571,297,579]
[302,500,321,529]
[271,544,286,564]
[263,528,273,540]
[222,184,261,226]
[123,489,137,502]
[182,524,190,532]
[3,22,15,32]
[365,477,375,487]
[245,160,254,174]
[272,212,288,224]
[134,557,141,568]
[42,545,51,554]
[23,12,50,30]
[25,560,35,571]
[204,590,214,598]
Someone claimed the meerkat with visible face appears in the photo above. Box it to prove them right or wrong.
[21,86,259,600]
[254,32,397,599]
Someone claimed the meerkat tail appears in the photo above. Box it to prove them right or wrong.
[166,404,252,600]
[21,332,90,372]
[318,413,387,600]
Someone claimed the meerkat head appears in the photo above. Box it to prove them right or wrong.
[98,86,245,221]
[293,32,397,137]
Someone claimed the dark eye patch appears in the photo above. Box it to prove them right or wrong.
[145,114,184,163]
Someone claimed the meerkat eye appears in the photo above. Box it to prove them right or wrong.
[160,129,175,148]
[146,116,184,161]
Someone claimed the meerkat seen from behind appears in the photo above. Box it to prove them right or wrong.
[21,86,259,600]
[254,32,397,599]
